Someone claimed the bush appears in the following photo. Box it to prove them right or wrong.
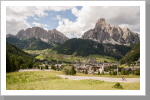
[45,65,49,69]
[112,82,123,89]
[121,70,129,75]
[62,66,76,75]
[98,70,100,75]
[109,71,112,75]
[51,64,55,69]
[85,69,88,74]
[101,71,105,75]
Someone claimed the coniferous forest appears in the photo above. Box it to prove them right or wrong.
[119,42,140,65]
[6,42,34,72]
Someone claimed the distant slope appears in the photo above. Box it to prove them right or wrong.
[7,37,53,50]
[6,42,34,72]
[53,38,104,56]
[53,38,131,60]
[119,42,140,65]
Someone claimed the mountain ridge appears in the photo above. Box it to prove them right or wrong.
[13,26,69,44]
[82,18,140,46]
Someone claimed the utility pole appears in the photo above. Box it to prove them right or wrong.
[117,62,119,76]
[117,65,118,75]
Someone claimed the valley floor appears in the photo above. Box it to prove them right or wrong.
[6,71,140,90]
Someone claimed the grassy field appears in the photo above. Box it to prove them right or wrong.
[32,49,118,63]
[6,71,140,90]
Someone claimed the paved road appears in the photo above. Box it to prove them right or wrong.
[57,75,140,83]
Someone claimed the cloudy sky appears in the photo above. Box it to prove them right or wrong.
[6,6,140,38]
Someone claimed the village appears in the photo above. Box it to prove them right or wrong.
[37,57,140,75]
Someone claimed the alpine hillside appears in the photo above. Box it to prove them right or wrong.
[6,42,34,72]
[53,38,131,60]
[119,42,140,65]
[7,37,53,50]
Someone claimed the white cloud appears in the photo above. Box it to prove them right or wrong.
[6,6,74,35]
[34,18,39,20]
[7,19,31,35]
[32,22,41,27]
[48,6,75,11]
[43,28,48,31]
[32,22,49,27]
[56,15,62,20]
[42,24,49,27]
[71,7,79,17]
[7,6,140,38]
[56,6,140,38]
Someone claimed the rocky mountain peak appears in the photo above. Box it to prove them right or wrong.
[6,34,15,37]
[49,29,58,33]
[123,27,130,32]
[15,27,69,44]
[96,18,105,24]
[82,18,140,46]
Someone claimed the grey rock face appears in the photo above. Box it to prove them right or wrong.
[6,34,15,37]
[82,18,140,45]
[16,27,69,44]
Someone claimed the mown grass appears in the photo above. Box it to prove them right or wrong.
[118,64,129,68]
[6,71,140,90]
[35,55,46,60]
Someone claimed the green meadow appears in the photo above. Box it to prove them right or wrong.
[6,71,140,90]
[24,49,118,63]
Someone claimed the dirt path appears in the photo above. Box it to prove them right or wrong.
[57,75,140,83]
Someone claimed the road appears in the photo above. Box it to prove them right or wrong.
[57,75,140,83]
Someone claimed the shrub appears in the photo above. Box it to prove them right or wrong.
[62,66,76,75]
[101,71,105,75]
[121,70,129,75]
[109,71,112,75]
[112,82,123,89]
[45,65,49,69]
[51,64,55,69]
[98,70,100,75]
[85,69,88,74]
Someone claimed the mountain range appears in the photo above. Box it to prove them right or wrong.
[15,27,69,44]
[7,18,140,46]
[6,18,140,59]
[82,18,140,46]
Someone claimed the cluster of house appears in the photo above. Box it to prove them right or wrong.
[74,58,117,74]
[38,58,140,74]
[31,51,46,55]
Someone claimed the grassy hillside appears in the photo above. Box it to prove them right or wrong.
[7,37,53,50]
[53,38,104,56]
[6,71,140,90]
[31,49,117,63]
[53,38,131,60]
[119,42,140,65]
[6,42,34,72]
